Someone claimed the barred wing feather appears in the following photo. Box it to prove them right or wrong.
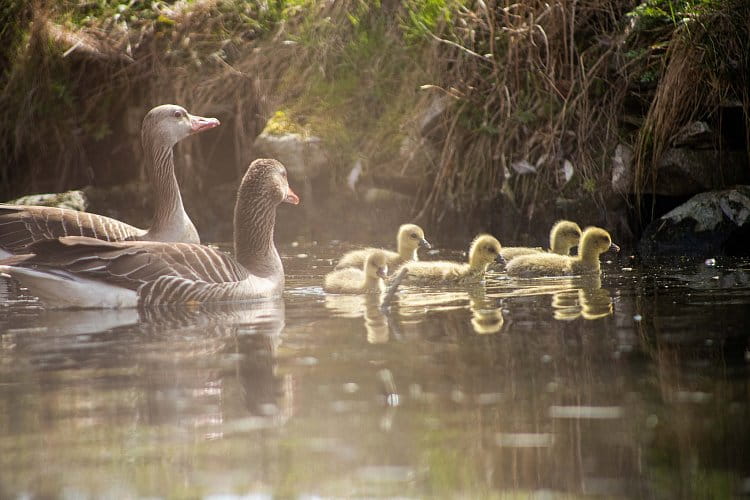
[19,236,252,305]
[0,204,144,254]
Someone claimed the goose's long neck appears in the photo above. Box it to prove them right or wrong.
[468,251,485,272]
[142,134,196,242]
[234,195,280,277]
[550,238,569,255]
[362,272,383,291]
[397,239,416,261]
[578,242,602,272]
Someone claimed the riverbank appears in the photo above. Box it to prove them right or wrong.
[1,0,748,253]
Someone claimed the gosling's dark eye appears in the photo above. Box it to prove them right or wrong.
[173,110,184,118]
[486,246,495,253]
[410,233,418,239]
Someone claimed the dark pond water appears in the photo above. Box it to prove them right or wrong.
[1,242,750,498]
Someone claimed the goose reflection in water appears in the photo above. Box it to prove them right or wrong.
[0,296,291,425]
[324,294,392,343]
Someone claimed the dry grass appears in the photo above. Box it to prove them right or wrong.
[0,1,296,198]
[0,0,747,240]
[632,1,750,217]
[411,1,635,228]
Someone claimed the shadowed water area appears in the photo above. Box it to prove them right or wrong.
[1,242,750,498]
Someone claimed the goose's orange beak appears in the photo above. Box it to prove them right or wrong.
[284,187,300,205]
[189,114,220,133]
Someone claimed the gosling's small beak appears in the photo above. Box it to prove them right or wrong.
[609,243,621,252]
[419,238,431,249]
[494,254,506,265]
[377,267,388,279]
[284,186,300,205]
[189,114,221,133]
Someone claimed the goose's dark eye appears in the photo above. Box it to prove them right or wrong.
[410,233,418,239]
[174,110,184,118]
[486,246,495,253]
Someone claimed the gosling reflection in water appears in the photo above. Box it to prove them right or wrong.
[469,287,504,334]
[324,294,393,343]
[552,275,613,320]
[393,286,504,335]
[498,275,612,321]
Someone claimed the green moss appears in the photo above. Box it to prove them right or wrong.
[262,110,308,136]
[627,0,717,30]
[401,0,460,44]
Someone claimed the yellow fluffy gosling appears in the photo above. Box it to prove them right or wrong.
[394,234,503,285]
[506,227,619,278]
[335,224,430,271]
[501,220,582,260]
[324,251,388,294]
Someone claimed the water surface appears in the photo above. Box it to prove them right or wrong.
[1,244,749,498]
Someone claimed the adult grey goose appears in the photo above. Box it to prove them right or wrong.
[0,104,220,258]
[0,159,299,308]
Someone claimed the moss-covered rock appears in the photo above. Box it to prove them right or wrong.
[6,189,88,211]
[639,186,750,257]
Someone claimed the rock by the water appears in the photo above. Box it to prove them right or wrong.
[611,141,749,196]
[611,143,633,194]
[639,186,750,257]
[650,149,749,196]
[672,121,713,149]
[253,132,328,179]
[6,190,88,211]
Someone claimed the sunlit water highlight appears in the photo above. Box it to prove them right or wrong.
[1,243,750,498]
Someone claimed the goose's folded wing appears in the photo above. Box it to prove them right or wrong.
[0,204,143,252]
[17,236,249,290]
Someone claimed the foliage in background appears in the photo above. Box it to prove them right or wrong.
[0,0,747,238]
[631,0,750,212]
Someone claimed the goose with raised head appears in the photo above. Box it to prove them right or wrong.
[335,223,431,271]
[324,251,388,294]
[394,234,503,285]
[0,104,220,258]
[0,159,299,308]
[500,220,582,261]
[506,227,619,278]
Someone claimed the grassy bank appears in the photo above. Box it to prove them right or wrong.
[0,0,747,242]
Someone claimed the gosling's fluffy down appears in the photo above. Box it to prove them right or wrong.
[324,251,388,294]
[500,220,582,260]
[335,223,430,271]
[506,227,618,278]
[394,234,503,284]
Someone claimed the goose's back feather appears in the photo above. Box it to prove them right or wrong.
[500,246,544,260]
[0,204,145,255]
[324,267,383,294]
[506,253,574,278]
[396,261,477,284]
[335,248,400,270]
[4,236,262,307]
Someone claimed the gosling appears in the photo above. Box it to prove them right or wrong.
[506,227,619,278]
[324,251,388,294]
[394,234,503,285]
[335,223,431,271]
[501,220,582,261]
